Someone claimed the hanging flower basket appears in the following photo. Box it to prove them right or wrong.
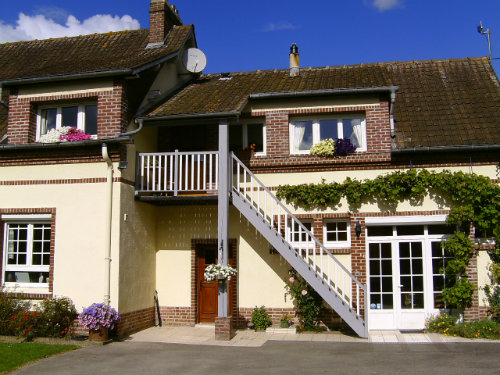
[204,264,237,282]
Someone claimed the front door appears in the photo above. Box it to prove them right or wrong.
[197,244,234,322]
[367,224,452,330]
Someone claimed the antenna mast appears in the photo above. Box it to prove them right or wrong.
[477,21,492,61]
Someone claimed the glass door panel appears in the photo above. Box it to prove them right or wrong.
[399,242,424,309]
[369,243,393,310]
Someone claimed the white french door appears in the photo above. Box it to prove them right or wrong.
[366,223,451,330]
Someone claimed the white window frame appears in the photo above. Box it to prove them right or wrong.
[286,219,315,249]
[323,220,351,248]
[232,120,266,155]
[2,216,51,288]
[289,115,366,154]
[36,103,98,140]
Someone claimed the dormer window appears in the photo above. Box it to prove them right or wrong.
[37,104,97,140]
[289,115,366,154]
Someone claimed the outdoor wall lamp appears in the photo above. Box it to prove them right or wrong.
[355,222,362,237]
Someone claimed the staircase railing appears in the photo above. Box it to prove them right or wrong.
[231,153,367,326]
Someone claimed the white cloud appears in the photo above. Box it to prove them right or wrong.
[373,0,401,11]
[261,22,299,32]
[0,12,140,43]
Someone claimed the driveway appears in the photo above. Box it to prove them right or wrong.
[12,340,500,375]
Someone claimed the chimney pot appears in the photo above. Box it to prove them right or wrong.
[289,43,300,77]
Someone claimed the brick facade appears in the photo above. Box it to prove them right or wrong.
[7,81,126,145]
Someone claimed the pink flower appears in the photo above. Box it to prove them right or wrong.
[289,277,295,283]
[301,290,308,296]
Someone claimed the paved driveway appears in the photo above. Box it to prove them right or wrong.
[13,341,500,375]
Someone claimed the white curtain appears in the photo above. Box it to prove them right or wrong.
[293,122,306,152]
[351,119,362,148]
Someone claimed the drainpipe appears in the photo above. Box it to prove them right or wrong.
[389,88,397,139]
[120,118,144,137]
[102,143,114,306]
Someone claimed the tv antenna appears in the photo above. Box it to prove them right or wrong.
[477,21,492,61]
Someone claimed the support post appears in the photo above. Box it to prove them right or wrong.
[217,120,229,318]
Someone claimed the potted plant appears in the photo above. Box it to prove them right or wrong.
[251,305,271,331]
[280,313,294,328]
[79,303,120,342]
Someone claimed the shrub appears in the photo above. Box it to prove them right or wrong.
[251,306,271,330]
[425,313,455,333]
[10,311,40,340]
[449,319,500,339]
[285,269,323,331]
[37,297,77,338]
[0,290,31,336]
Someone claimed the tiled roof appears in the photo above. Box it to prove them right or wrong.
[147,57,500,149]
[0,26,193,81]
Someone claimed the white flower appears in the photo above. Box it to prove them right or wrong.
[204,264,237,281]
[310,138,335,157]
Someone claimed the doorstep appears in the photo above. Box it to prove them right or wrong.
[265,327,296,334]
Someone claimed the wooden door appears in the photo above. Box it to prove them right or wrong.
[197,244,234,323]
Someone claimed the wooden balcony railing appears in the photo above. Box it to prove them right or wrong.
[136,151,219,196]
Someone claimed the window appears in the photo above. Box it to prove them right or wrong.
[290,116,366,154]
[431,241,451,308]
[229,122,266,154]
[287,220,314,248]
[37,104,98,139]
[2,221,51,286]
[323,220,350,247]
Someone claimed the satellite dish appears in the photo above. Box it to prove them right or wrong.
[182,48,207,73]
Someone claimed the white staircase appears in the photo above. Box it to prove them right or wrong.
[231,153,368,338]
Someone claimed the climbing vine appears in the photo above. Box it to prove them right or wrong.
[276,169,500,312]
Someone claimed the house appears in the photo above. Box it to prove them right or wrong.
[1,0,499,339]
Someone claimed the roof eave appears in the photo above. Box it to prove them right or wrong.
[392,144,500,154]
[0,69,133,86]
[249,86,399,100]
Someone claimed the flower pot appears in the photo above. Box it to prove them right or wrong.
[280,320,290,328]
[89,326,109,342]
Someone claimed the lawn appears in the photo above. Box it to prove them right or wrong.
[0,342,78,374]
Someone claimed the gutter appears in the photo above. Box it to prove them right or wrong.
[101,143,114,306]
[137,111,241,123]
[392,144,500,154]
[0,69,132,86]
[249,86,399,100]
[0,136,133,150]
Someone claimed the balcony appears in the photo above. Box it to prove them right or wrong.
[135,151,219,205]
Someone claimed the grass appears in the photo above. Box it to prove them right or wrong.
[0,342,78,374]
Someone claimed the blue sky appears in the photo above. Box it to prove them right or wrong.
[1,0,499,74]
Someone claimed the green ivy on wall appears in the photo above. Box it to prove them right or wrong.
[276,169,500,312]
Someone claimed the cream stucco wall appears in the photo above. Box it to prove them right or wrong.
[154,205,305,309]
[478,249,493,307]
[17,79,114,99]
[117,184,157,313]
[0,162,122,312]
[254,165,498,215]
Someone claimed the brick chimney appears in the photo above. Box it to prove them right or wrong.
[148,0,183,46]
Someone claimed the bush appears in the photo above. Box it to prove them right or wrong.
[0,289,31,336]
[450,320,500,339]
[425,313,455,333]
[285,269,324,331]
[251,306,271,330]
[426,313,500,339]
[10,311,40,340]
[37,297,77,338]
